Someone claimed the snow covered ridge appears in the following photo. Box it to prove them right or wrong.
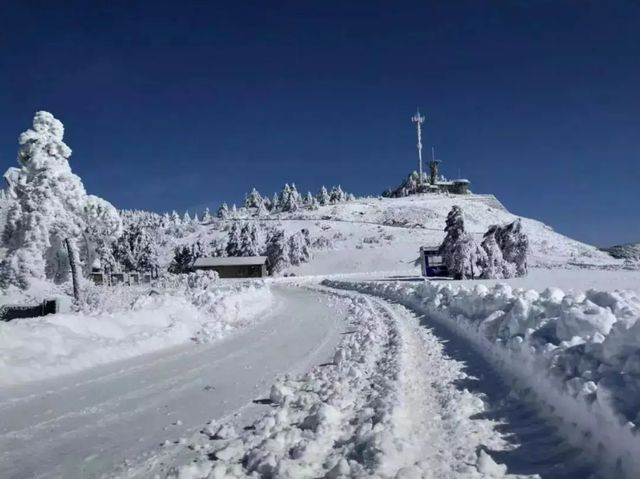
[324,279,640,476]
[0,275,273,387]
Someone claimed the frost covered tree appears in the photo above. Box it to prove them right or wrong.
[495,220,529,277]
[217,203,229,219]
[438,205,478,280]
[266,229,290,274]
[112,224,158,272]
[226,221,243,257]
[231,204,238,218]
[317,186,330,206]
[245,188,263,209]
[183,211,191,223]
[256,201,268,217]
[0,111,119,293]
[280,183,300,212]
[171,210,181,225]
[329,185,346,204]
[263,196,272,212]
[168,245,193,274]
[305,191,319,210]
[81,195,123,275]
[479,226,506,279]
[202,207,212,223]
[239,222,261,256]
[288,230,312,266]
[271,192,280,211]
[193,212,199,223]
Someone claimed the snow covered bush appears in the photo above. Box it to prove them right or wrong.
[0,111,121,290]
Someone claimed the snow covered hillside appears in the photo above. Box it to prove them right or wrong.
[158,194,620,277]
[601,242,640,261]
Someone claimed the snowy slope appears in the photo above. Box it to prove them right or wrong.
[175,194,620,276]
[601,242,640,261]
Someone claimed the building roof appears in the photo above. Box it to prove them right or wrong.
[452,179,470,184]
[192,256,268,268]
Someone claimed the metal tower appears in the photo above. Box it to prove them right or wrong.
[411,108,425,185]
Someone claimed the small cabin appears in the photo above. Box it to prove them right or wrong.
[192,256,269,278]
[419,246,449,277]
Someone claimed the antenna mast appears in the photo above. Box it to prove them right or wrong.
[411,108,425,186]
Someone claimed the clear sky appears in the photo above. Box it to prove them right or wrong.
[0,1,638,247]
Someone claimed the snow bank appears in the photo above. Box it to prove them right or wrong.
[0,274,273,387]
[172,294,406,479]
[324,279,640,476]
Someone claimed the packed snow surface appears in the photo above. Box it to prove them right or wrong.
[0,277,272,386]
[0,286,347,479]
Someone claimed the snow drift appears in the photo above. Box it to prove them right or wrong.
[0,274,273,387]
[324,279,640,476]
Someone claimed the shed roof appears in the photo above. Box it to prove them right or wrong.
[193,256,268,268]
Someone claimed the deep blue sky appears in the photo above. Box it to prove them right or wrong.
[1,1,638,246]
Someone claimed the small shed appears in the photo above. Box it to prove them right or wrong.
[192,256,269,278]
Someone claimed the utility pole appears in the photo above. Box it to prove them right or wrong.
[411,108,425,186]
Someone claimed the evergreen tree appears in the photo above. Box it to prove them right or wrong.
[256,201,268,216]
[193,212,199,223]
[288,230,311,266]
[202,207,212,223]
[317,186,330,206]
[226,221,242,257]
[171,210,181,224]
[240,222,261,256]
[266,229,290,274]
[279,184,299,212]
[305,191,319,210]
[217,203,229,219]
[183,211,191,223]
[0,111,117,289]
[271,192,280,211]
[231,204,238,218]
[329,185,346,203]
[263,196,272,211]
[245,188,263,209]
[496,220,529,278]
[169,246,193,274]
[438,206,477,279]
[479,226,506,279]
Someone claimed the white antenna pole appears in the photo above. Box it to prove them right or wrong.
[411,108,425,186]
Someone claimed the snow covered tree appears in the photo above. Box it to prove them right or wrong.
[305,191,319,210]
[112,224,158,273]
[288,230,312,266]
[266,229,290,274]
[231,204,238,218]
[280,183,300,212]
[168,245,193,274]
[329,185,346,204]
[438,206,477,280]
[346,193,356,202]
[245,188,263,209]
[81,195,123,275]
[239,222,261,256]
[217,203,229,219]
[263,196,272,211]
[0,111,116,293]
[271,192,280,211]
[183,211,191,223]
[226,221,242,257]
[317,186,330,206]
[202,207,212,223]
[171,210,181,225]
[193,212,199,223]
[479,226,506,279]
[495,220,529,277]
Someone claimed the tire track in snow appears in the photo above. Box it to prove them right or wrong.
[336,286,626,478]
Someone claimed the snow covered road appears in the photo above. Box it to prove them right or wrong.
[0,286,349,479]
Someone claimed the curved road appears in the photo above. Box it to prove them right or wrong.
[0,286,349,479]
